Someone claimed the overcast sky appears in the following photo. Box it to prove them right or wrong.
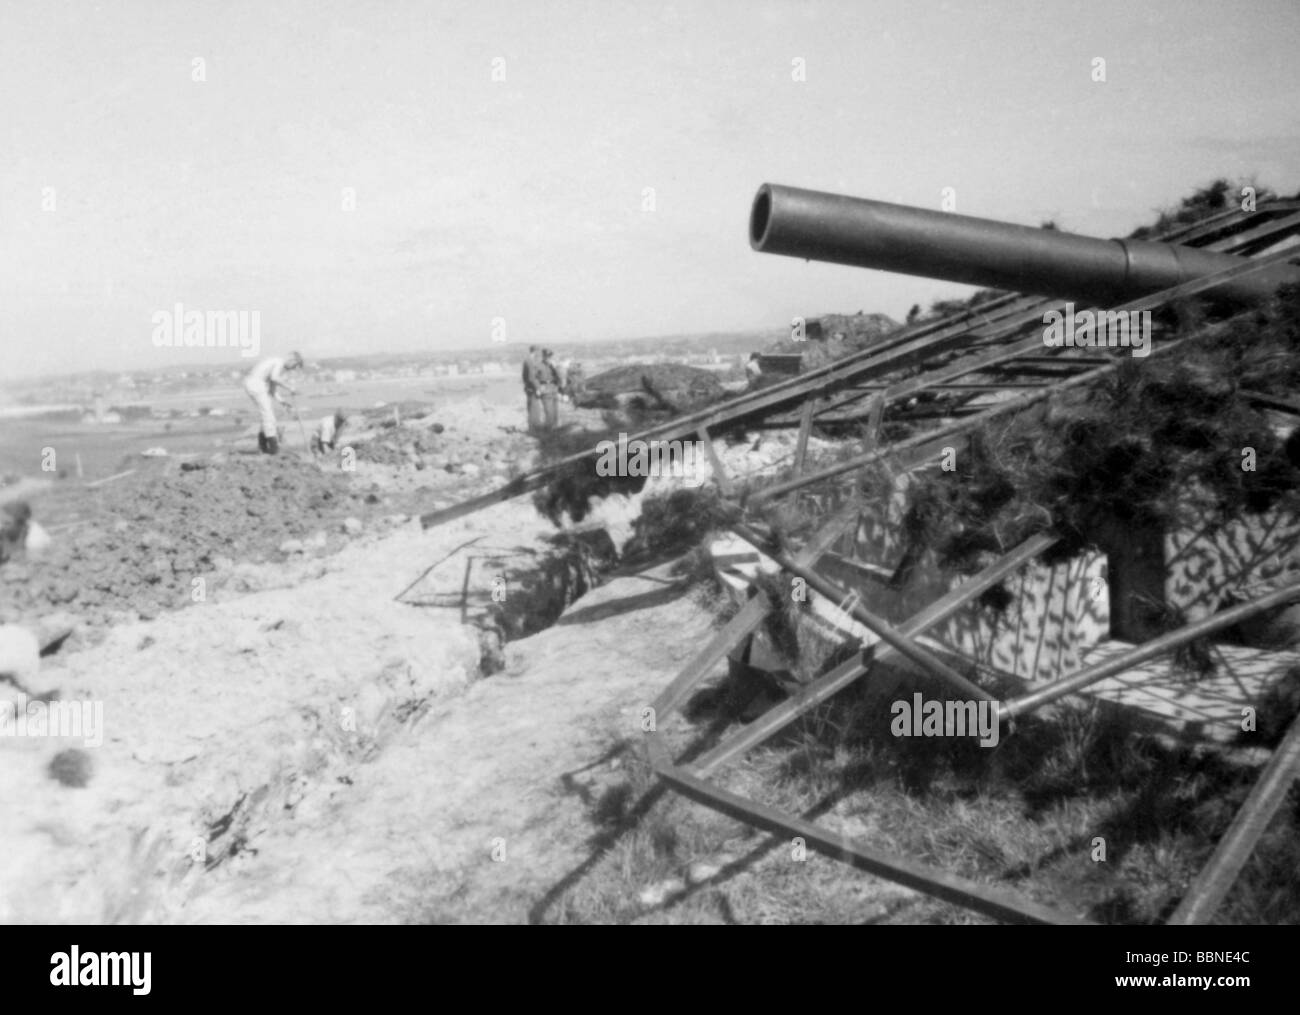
[2,0,1298,378]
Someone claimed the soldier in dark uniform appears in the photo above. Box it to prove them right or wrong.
[522,345,544,431]
[539,349,562,430]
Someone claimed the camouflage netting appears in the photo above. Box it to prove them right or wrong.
[762,311,901,373]
[887,284,1300,573]
[576,363,724,413]
[805,312,899,346]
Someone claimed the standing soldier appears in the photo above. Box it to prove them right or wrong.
[565,360,585,404]
[539,348,562,429]
[554,357,571,401]
[522,345,544,431]
[244,351,304,454]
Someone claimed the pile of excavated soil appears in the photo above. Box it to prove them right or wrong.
[0,453,404,640]
[353,428,445,466]
[352,421,525,478]
[347,399,532,477]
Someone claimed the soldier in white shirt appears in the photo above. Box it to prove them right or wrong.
[243,351,303,454]
[311,410,347,457]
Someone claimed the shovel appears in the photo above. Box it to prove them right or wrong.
[287,404,313,460]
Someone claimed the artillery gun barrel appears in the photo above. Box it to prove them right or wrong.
[749,183,1300,305]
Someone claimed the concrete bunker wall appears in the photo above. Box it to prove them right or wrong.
[801,477,1300,686]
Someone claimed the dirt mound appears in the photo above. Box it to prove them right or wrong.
[354,428,448,467]
[350,419,525,481]
[578,363,724,412]
[0,453,398,639]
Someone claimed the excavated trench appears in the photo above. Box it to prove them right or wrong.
[457,471,656,675]
[459,458,743,677]
[0,416,806,923]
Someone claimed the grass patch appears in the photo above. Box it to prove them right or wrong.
[540,664,1300,924]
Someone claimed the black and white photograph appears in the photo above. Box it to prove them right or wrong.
[1,0,1298,982]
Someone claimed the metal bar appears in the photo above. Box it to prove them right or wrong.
[1002,580,1300,720]
[865,391,886,443]
[648,596,769,720]
[983,365,1102,378]
[684,304,1048,433]
[1168,711,1300,925]
[458,555,474,625]
[884,407,987,422]
[796,302,1062,423]
[817,550,895,587]
[791,386,876,425]
[799,386,897,433]
[393,535,483,602]
[420,299,1077,529]
[84,469,137,488]
[419,476,534,529]
[1005,355,1119,365]
[800,310,1097,422]
[1159,206,1256,244]
[756,244,1300,503]
[691,532,1058,776]
[836,383,1053,392]
[644,735,670,768]
[817,238,1299,423]
[1161,201,1300,247]
[1209,209,1300,254]
[696,425,733,497]
[793,398,816,476]
[647,503,860,720]
[750,357,1119,505]
[788,224,1300,429]
[730,521,994,702]
[656,764,1096,925]
[1241,388,1300,416]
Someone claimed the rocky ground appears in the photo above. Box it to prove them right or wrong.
[0,395,549,647]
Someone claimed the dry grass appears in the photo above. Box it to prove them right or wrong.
[539,668,1300,924]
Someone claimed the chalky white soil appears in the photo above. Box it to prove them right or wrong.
[1,383,827,924]
[0,496,710,924]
